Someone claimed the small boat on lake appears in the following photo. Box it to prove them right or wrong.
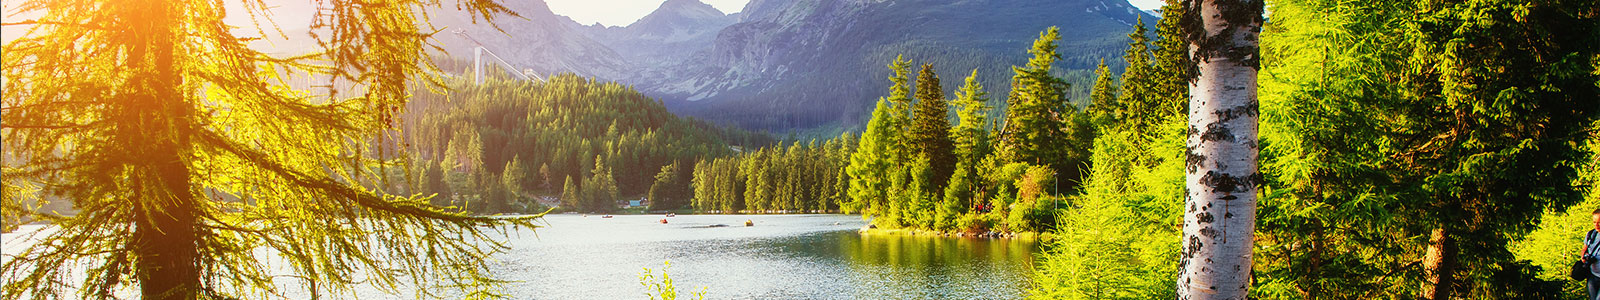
[601,215,613,218]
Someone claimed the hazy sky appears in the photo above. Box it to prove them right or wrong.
[546,0,753,27]
[1127,0,1165,11]
[547,0,1169,27]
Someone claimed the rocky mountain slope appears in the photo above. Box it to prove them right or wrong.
[632,0,1146,130]
[572,0,741,71]
[417,0,1145,131]
[426,0,631,79]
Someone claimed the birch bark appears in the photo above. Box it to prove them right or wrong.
[1175,0,1264,299]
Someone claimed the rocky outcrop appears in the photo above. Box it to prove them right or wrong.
[574,0,740,78]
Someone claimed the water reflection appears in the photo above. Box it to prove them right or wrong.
[3,214,1039,299]
[491,214,1039,299]
[828,231,1039,299]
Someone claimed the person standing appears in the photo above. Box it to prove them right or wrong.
[1582,208,1600,299]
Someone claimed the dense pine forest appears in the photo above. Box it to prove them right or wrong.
[399,74,772,214]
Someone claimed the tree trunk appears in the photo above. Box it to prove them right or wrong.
[134,158,200,300]
[1300,220,1325,299]
[1420,227,1457,300]
[125,0,200,297]
[1175,0,1264,299]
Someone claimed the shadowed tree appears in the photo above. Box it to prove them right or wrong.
[0,0,540,298]
[907,64,956,193]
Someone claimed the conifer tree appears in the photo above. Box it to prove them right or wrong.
[846,99,900,216]
[1087,60,1120,128]
[539,163,553,192]
[1401,1,1598,297]
[1248,1,1599,298]
[947,70,991,213]
[885,56,916,161]
[1152,0,1194,118]
[648,161,679,211]
[582,155,619,213]
[996,27,1088,190]
[744,148,772,212]
[908,64,958,192]
[0,0,536,297]
[562,176,580,211]
[502,156,529,211]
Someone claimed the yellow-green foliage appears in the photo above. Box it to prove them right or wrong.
[1031,111,1186,299]
[0,0,543,298]
[0,172,40,233]
[640,261,706,300]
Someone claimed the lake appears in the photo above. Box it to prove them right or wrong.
[1,214,1041,299]
[493,214,1040,299]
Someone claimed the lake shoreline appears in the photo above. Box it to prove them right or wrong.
[858,227,1053,241]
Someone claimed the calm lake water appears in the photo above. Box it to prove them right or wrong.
[1,214,1041,299]
[494,214,1039,299]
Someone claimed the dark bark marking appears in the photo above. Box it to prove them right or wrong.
[1200,171,1262,193]
[1213,103,1259,123]
[1200,122,1235,143]
[1187,148,1206,173]
[1181,0,1265,69]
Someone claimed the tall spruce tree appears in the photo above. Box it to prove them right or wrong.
[846,100,897,216]
[1116,16,1161,137]
[1087,60,1120,128]
[885,55,917,162]
[582,155,619,213]
[908,64,958,192]
[996,27,1089,191]
[649,161,688,211]
[948,70,992,212]
[1152,0,1194,119]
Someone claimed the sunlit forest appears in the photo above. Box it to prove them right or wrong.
[1,0,1596,299]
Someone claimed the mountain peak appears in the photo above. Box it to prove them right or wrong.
[633,0,728,28]
[659,0,723,14]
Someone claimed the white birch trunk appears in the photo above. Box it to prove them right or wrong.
[1176,0,1263,299]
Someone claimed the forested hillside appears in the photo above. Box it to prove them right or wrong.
[400,74,771,214]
